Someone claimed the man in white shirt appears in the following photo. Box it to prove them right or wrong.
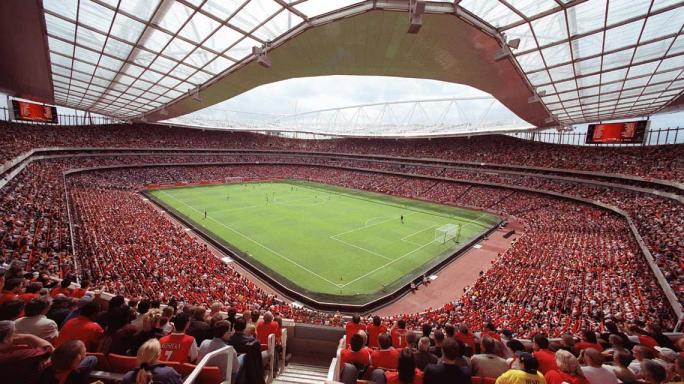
[471,336,509,378]
[14,297,58,342]
[580,348,618,384]
[198,320,240,379]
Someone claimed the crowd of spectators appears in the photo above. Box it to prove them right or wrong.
[2,122,682,181]
[0,127,682,383]
[337,319,684,383]
[0,267,290,384]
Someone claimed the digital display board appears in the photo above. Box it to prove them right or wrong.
[586,121,648,144]
[10,99,58,124]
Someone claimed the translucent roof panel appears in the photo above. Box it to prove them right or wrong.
[42,0,320,119]
[41,0,684,128]
[461,0,684,124]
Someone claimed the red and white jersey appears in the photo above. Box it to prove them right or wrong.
[159,333,198,363]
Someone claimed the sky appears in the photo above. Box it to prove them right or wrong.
[168,75,535,134]
[169,75,684,135]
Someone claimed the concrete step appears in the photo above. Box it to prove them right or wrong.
[286,363,329,374]
[273,363,329,384]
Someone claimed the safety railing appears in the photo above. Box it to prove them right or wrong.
[183,345,237,384]
[326,337,346,382]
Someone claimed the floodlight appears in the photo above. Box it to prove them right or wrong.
[408,0,426,34]
[253,46,272,68]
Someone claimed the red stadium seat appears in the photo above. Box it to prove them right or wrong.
[177,363,196,377]
[107,354,137,373]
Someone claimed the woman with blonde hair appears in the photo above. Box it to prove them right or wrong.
[122,339,181,384]
[544,349,589,384]
[130,309,163,355]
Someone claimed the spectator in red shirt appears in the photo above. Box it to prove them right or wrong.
[159,312,198,363]
[50,279,72,298]
[454,324,476,356]
[371,333,399,370]
[256,311,280,346]
[575,330,604,352]
[391,319,409,349]
[340,333,372,383]
[70,281,89,299]
[367,316,387,349]
[0,320,53,384]
[54,301,103,351]
[532,333,558,374]
[19,282,42,303]
[386,348,424,384]
[0,278,22,305]
[482,322,502,341]
[341,333,371,368]
[345,314,366,346]
[256,311,282,368]
[544,349,589,384]
[0,298,25,321]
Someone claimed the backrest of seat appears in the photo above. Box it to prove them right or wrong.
[197,366,222,384]
[107,353,137,373]
[178,363,197,378]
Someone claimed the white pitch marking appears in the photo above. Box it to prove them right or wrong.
[330,236,393,262]
[331,212,417,239]
[400,223,440,241]
[158,190,344,288]
[339,238,437,288]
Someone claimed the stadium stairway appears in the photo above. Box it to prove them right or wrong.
[273,363,329,384]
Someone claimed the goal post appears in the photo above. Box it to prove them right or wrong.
[434,223,460,244]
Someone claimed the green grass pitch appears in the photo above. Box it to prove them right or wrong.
[148,180,499,304]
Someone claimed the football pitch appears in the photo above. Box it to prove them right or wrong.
[147,180,500,305]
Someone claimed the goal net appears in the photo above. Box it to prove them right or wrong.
[434,224,460,244]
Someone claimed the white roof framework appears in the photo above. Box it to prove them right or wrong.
[41,0,684,131]
[463,0,684,124]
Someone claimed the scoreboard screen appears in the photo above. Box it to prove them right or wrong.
[10,99,59,124]
[586,121,648,144]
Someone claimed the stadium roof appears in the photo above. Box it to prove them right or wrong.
[1,0,683,134]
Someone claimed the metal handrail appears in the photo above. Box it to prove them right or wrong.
[266,333,276,383]
[327,337,345,382]
[279,328,287,374]
[183,345,236,384]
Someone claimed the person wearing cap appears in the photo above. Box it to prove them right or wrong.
[423,338,471,384]
[495,352,545,384]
